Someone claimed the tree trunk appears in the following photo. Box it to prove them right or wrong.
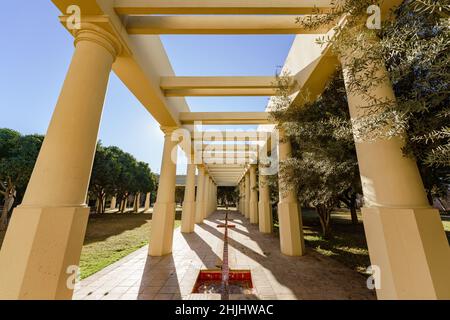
[120,196,128,213]
[133,193,140,213]
[426,190,433,206]
[349,194,358,225]
[0,194,14,231]
[119,199,125,213]
[96,193,105,214]
[0,201,9,231]
[316,205,332,239]
[339,191,359,225]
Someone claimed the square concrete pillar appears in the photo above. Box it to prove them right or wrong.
[277,129,305,256]
[244,172,251,219]
[249,165,259,224]
[149,126,179,256]
[258,172,273,234]
[195,166,206,224]
[181,163,196,233]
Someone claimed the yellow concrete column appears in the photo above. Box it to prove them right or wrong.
[149,126,179,256]
[211,182,216,214]
[341,33,450,300]
[237,183,241,213]
[110,196,117,210]
[195,166,205,223]
[208,178,213,216]
[203,173,210,219]
[206,178,211,216]
[208,180,213,215]
[249,165,259,224]
[0,24,120,300]
[244,171,251,219]
[242,180,245,217]
[181,163,196,233]
[258,171,273,234]
[144,192,151,212]
[214,184,218,211]
[277,129,305,256]
[239,182,244,214]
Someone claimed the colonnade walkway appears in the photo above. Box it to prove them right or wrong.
[73,210,374,300]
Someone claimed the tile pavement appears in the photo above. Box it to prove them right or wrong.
[73,210,375,300]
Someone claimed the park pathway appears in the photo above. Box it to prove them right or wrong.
[73,210,375,300]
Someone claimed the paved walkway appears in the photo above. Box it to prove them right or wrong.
[73,210,375,300]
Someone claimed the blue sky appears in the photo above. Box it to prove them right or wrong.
[0,1,294,174]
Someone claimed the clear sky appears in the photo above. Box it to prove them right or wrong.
[0,1,294,174]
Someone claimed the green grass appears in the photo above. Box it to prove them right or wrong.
[300,209,371,274]
[79,213,181,279]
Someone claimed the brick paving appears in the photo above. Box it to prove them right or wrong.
[73,210,375,300]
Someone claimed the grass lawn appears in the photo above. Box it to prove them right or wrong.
[80,212,181,279]
[300,209,371,275]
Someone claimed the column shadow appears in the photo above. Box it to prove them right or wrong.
[137,254,181,300]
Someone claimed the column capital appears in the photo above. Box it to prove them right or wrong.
[160,126,179,137]
[73,23,122,60]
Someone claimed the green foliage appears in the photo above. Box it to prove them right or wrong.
[175,186,185,205]
[0,128,157,216]
[381,0,450,197]
[0,129,44,202]
[218,186,238,207]
[89,143,157,213]
[0,129,21,159]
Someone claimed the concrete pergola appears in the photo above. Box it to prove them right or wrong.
[0,0,449,300]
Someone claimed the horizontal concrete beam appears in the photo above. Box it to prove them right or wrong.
[161,76,282,90]
[193,131,271,142]
[203,158,257,165]
[164,88,279,97]
[115,0,333,15]
[180,112,273,125]
[206,164,247,168]
[209,172,245,176]
[208,169,244,175]
[201,144,257,152]
[202,151,257,157]
[161,76,287,96]
[126,16,330,35]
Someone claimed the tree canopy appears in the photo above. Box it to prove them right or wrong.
[0,129,44,229]
[89,142,157,213]
[0,129,157,222]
